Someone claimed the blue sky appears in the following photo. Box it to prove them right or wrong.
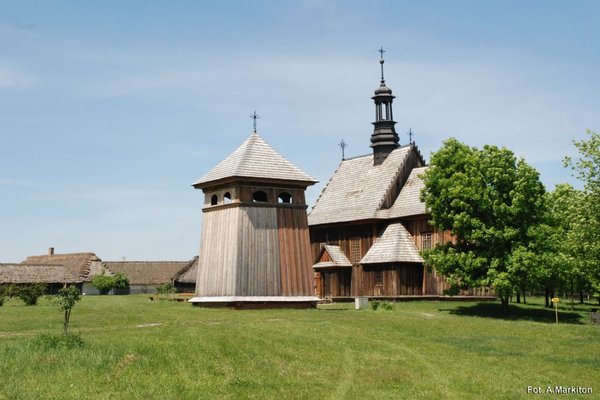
[1,1,598,261]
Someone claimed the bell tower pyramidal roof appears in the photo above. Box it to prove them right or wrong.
[193,132,317,188]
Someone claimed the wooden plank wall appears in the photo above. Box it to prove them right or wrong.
[277,207,315,296]
[236,207,281,296]
[310,223,383,264]
[195,207,240,296]
[195,206,282,296]
[357,264,423,296]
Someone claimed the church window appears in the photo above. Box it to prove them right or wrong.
[277,192,292,204]
[422,233,432,250]
[224,192,232,204]
[350,238,361,263]
[374,270,383,286]
[210,194,218,205]
[252,190,268,202]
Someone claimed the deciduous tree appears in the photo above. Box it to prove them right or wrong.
[422,138,547,312]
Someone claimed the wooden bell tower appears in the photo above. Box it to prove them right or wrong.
[189,132,319,307]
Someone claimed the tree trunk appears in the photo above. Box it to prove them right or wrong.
[580,291,584,304]
[500,296,509,313]
[522,290,526,304]
[64,310,69,335]
[516,292,521,304]
[545,289,550,308]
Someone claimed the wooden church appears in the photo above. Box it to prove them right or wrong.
[189,125,319,307]
[308,52,492,299]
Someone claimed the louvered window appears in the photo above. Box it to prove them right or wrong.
[350,238,361,263]
[374,270,383,286]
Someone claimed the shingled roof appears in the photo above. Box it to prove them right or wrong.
[360,223,423,264]
[308,146,412,226]
[193,133,317,187]
[103,261,189,285]
[312,245,353,269]
[23,252,101,280]
[0,263,81,284]
[381,166,428,219]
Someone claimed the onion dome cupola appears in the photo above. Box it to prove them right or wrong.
[371,47,399,165]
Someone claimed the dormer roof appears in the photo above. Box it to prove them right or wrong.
[360,223,423,264]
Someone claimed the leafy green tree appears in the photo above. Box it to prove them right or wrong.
[51,285,81,335]
[564,130,600,303]
[422,138,547,312]
[91,274,115,295]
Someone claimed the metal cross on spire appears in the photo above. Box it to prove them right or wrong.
[378,46,386,82]
[250,110,260,133]
[407,128,414,145]
[338,139,347,160]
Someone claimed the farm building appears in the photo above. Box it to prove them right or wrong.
[101,260,191,294]
[0,263,81,293]
[308,54,493,300]
[189,130,319,307]
[172,256,198,293]
[23,248,101,294]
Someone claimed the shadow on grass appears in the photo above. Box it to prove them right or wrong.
[440,302,586,324]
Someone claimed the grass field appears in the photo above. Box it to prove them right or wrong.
[1,295,598,399]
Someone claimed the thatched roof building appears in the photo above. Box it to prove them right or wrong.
[100,260,190,294]
[172,257,198,292]
[0,263,81,285]
[23,248,101,280]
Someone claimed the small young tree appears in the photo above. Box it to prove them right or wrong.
[51,285,81,335]
[92,274,116,295]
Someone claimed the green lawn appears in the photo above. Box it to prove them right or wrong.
[1,295,598,399]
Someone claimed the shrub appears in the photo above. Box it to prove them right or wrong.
[156,282,176,299]
[30,333,84,350]
[113,272,130,290]
[92,275,115,295]
[11,284,47,306]
[371,300,381,310]
[371,300,394,311]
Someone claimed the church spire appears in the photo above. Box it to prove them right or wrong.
[370,47,399,166]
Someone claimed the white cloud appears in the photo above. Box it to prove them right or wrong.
[0,66,35,89]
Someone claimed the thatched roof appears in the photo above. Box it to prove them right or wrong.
[103,261,190,285]
[173,257,198,284]
[23,252,101,280]
[0,263,81,284]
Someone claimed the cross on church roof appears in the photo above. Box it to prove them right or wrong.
[378,46,386,82]
[338,139,347,160]
[250,111,260,133]
[408,128,414,145]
